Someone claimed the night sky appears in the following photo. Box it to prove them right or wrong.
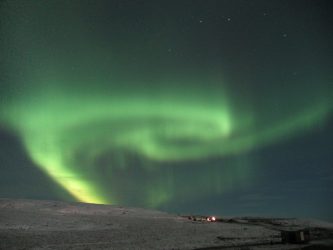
[0,0,332,221]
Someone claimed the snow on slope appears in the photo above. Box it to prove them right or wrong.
[0,199,332,249]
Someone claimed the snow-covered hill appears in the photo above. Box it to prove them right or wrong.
[0,199,332,249]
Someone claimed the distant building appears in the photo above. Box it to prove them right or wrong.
[281,229,310,244]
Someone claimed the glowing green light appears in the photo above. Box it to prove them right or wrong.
[1,82,331,205]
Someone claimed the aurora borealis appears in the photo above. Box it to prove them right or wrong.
[1,0,332,220]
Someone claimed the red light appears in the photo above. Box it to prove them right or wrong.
[206,216,216,222]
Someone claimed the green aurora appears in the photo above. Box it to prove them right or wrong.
[0,1,332,210]
[1,79,331,205]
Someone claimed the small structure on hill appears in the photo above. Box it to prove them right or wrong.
[281,229,310,244]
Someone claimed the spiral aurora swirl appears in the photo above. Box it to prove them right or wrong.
[1,80,331,205]
[1,0,332,208]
